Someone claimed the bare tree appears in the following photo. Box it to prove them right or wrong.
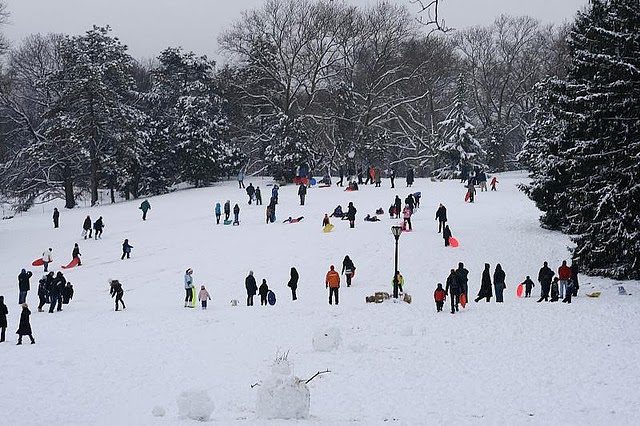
[0,1,9,54]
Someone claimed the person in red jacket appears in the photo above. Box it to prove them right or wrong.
[558,260,572,299]
[325,265,340,305]
[434,283,446,312]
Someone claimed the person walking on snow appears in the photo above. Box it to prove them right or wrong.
[445,269,460,314]
[42,248,53,273]
[53,207,60,228]
[475,263,492,303]
[341,255,356,287]
[245,271,257,306]
[18,268,32,305]
[406,168,414,187]
[288,267,299,301]
[558,260,571,299]
[140,199,151,220]
[493,264,506,303]
[443,225,452,247]
[326,265,340,305]
[537,261,554,302]
[259,279,269,306]
[0,296,8,342]
[214,203,221,224]
[246,183,255,204]
[298,183,307,206]
[255,186,262,205]
[455,262,469,301]
[224,200,231,222]
[237,169,245,189]
[523,276,535,297]
[434,283,446,312]
[466,181,476,203]
[184,268,194,307]
[37,275,49,312]
[72,243,81,266]
[82,215,92,239]
[402,205,413,231]
[109,279,126,311]
[121,239,133,260]
[198,285,211,309]
[394,196,402,219]
[233,203,240,224]
[346,202,357,228]
[49,271,65,313]
[16,303,35,345]
[435,204,447,233]
[389,168,396,188]
[490,176,499,191]
[93,216,104,239]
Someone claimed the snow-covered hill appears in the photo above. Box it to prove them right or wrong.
[1,172,638,425]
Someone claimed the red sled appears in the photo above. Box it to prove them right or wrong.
[449,237,459,247]
[516,283,524,298]
[460,293,467,308]
[464,191,471,202]
[61,258,80,269]
[32,258,45,266]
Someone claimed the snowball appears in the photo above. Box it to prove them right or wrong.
[312,328,341,352]
[151,405,165,417]
[176,389,215,422]
[256,375,310,419]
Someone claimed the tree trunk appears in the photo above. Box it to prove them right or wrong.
[64,178,75,208]
[110,187,115,204]
[91,157,99,206]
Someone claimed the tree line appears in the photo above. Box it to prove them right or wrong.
[0,0,570,209]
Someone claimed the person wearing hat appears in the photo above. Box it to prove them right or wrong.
[245,271,257,306]
[325,265,340,305]
[184,268,194,307]
[18,268,33,304]
[16,303,35,345]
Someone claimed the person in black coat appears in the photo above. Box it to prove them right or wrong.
[394,196,402,219]
[121,239,133,260]
[245,271,257,306]
[346,202,357,228]
[109,279,126,311]
[18,268,33,304]
[255,187,262,205]
[224,200,231,221]
[443,225,452,247]
[39,273,53,312]
[406,168,414,187]
[445,269,460,314]
[337,165,344,187]
[53,207,60,228]
[536,261,555,302]
[523,276,535,297]
[298,184,307,205]
[389,168,396,188]
[259,279,269,306]
[288,267,299,301]
[494,264,506,303]
[72,243,82,266]
[62,282,74,304]
[475,263,493,302]
[93,216,104,239]
[16,303,35,345]
[0,295,8,342]
[455,262,469,300]
[246,183,255,204]
[82,215,92,239]
[341,256,355,287]
[435,204,447,233]
[570,262,580,297]
[49,271,66,313]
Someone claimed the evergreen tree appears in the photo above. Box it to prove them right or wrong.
[263,114,312,182]
[435,74,484,178]
[523,0,640,279]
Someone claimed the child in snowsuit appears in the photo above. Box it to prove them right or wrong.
[16,303,35,345]
[121,239,133,260]
[109,279,125,311]
[198,285,211,309]
[443,225,452,247]
[259,279,269,306]
[72,243,81,266]
[550,278,560,302]
[434,283,446,312]
[322,214,330,227]
[523,276,535,297]
[490,176,498,191]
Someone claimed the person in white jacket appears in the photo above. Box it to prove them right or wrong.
[42,248,53,273]
[184,268,194,307]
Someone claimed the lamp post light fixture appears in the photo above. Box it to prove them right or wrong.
[391,225,403,299]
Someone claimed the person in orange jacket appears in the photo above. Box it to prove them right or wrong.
[325,265,340,305]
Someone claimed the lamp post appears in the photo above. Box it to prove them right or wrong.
[391,226,403,298]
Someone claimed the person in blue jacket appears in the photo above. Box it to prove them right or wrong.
[214,203,221,224]
[121,239,133,260]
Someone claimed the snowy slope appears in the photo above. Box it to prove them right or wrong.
[1,172,638,425]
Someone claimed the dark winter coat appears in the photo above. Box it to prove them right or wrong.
[38,279,47,298]
[110,281,124,297]
[346,204,357,221]
[16,306,32,336]
[53,209,60,221]
[93,217,104,231]
[63,283,74,304]
[435,205,447,222]
[455,266,469,294]
[405,195,415,209]
[443,226,452,241]
[122,241,133,254]
[18,270,33,292]
[538,265,554,285]
[224,201,231,215]
[479,266,492,297]
[245,274,257,296]
[233,204,240,215]
[298,185,307,196]
[259,281,269,297]
[246,184,255,197]
[288,268,299,290]
[493,267,506,290]
[83,217,92,230]
[523,277,535,290]
[394,196,402,213]
[445,272,460,295]
[341,257,355,275]
[53,272,66,295]
[72,246,81,259]
[140,200,151,212]
[0,296,7,328]
[406,169,414,185]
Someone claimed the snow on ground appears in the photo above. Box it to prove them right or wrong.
[1,172,639,425]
